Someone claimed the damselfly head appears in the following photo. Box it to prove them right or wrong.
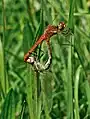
[58,22,66,31]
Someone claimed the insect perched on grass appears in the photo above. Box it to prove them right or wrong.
[24,22,71,71]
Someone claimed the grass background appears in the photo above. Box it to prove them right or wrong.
[0,0,90,119]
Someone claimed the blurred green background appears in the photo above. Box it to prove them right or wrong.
[0,0,90,119]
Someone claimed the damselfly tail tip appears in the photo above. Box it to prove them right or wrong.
[58,22,66,31]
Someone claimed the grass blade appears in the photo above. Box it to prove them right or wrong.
[0,89,15,119]
[74,65,81,119]
[0,37,5,98]
[67,0,75,118]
